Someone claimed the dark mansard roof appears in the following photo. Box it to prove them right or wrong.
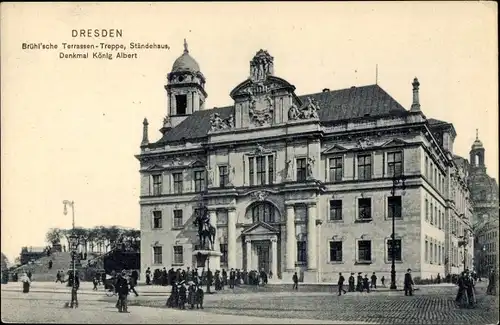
[155,84,409,145]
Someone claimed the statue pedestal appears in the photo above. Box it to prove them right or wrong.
[192,250,222,272]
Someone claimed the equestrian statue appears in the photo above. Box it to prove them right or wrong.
[193,207,216,251]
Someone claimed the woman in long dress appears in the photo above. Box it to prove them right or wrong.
[20,273,31,293]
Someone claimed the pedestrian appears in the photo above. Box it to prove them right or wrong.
[337,272,347,296]
[20,273,31,293]
[436,273,441,284]
[348,273,355,292]
[48,260,53,270]
[178,280,187,309]
[486,269,496,295]
[292,272,299,290]
[381,276,385,287]
[129,270,139,296]
[229,268,235,289]
[404,268,414,296]
[70,271,80,308]
[145,267,151,285]
[115,271,129,313]
[363,274,370,293]
[455,272,467,305]
[92,275,99,291]
[356,272,363,292]
[370,272,377,289]
[27,270,32,281]
[55,271,63,283]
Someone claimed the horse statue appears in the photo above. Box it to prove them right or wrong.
[193,207,216,251]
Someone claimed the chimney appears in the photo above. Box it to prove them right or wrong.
[141,118,149,147]
[410,77,421,112]
[322,88,330,93]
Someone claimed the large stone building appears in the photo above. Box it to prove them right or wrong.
[466,132,499,276]
[137,42,473,283]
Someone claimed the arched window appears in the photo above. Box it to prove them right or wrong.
[250,202,276,223]
[475,154,480,166]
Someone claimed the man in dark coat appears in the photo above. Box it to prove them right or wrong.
[178,281,187,309]
[348,273,355,292]
[455,272,466,303]
[404,268,414,296]
[292,272,299,290]
[145,267,151,285]
[229,268,236,289]
[363,274,370,293]
[337,272,347,296]
[370,272,377,289]
[356,272,363,292]
[115,271,129,313]
[129,270,139,297]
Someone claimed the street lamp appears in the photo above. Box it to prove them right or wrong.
[458,231,469,273]
[63,200,77,307]
[390,173,406,290]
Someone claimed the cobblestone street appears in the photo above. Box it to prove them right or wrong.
[1,281,498,324]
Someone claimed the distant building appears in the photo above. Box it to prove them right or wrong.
[20,246,46,265]
[467,131,499,276]
[137,42,472,283]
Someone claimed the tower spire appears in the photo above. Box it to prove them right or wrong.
[141,118,149,147]
[476,128,479,140]
[183,38,189,54]
[375,64,378,85]
[410,77,421,112]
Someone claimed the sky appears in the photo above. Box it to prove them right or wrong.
[1,2,497,263]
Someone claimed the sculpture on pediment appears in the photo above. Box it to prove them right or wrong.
[356,138,375,149]
[250,50,274,82]
[251,190,269,202]
[209,113,234,132]
[255,144,265,155]
[285,159,294,180]
[249,94,274,127]
[288,97,321,121]
[307,157,316,179]
[172,157,182,166]
[163,115,171,127]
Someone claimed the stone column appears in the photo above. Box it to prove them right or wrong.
[245,239,252,271]
[209,209,220,271]
[307,203,317,270]
[286,204,296,271]
[271,238,278,278]
[227,208,237,269]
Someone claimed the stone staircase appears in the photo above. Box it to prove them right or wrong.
[14,252,72,282]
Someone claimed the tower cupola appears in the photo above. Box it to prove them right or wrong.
[165,39,207,128]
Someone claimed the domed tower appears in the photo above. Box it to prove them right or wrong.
[469,129,486,170]
[165,39,207,128]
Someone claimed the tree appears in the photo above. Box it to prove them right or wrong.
[45,228,62,245]
[73,227,89,253]
[1,253,9,270]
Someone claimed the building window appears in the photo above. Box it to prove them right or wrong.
[438,243,441,265]
[425,199,429,221]
[430,242,434,263]
[425,156,429,178]
[152,174,162,196]
[387,196,402,219]
[387,151,403,177]
[256,156,266,185]
[220,244,228,264]
[441,246,445,265]
[296,158,307,181]
[438,208,441,229]
[175,94,187,115]
[249,157,254,186]
[268,156,274,184]
[153,246,162,265]
[358,198,372,220]
[434,207,438,226]
[173,246,183,265]
[434,169,437,187]
[329,157,343,182]
[219,166,229,188]
[250,201,275,223]
[194,170,205,192]
[357,240,372,262]
[297,241,307,263]
[173,173,183,194]
[152,211,162,229]
[329,200,342,221]
[216,209,228,225]
[430,202,434,225]
[387,239,402,261]
[173,209,183,228]
[357,155,372,180]
[329,241,343,262]
[425,240,428,262]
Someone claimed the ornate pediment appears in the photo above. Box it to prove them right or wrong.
[380,138,408,148]
[323,144,348,154]
[146,164,165,171]
[241,221,279,235]
[189,160,206,168]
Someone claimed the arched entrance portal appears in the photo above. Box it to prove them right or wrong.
[242,201,280,277]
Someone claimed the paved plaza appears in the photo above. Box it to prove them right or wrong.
[1,281,498,324]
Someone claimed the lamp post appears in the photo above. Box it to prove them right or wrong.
[390,173,406,290]
[63,200,77,307]
[458,231,469,273]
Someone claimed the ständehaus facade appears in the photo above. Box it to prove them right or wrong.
[136,42,473,283]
